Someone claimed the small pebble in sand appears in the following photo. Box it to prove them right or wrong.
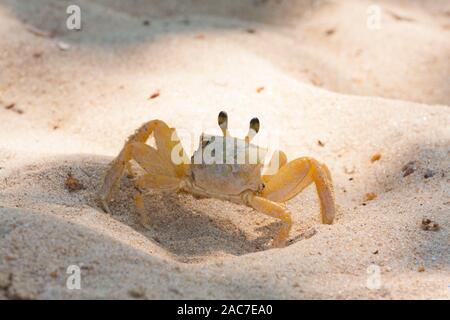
[317,140,325,147]
[344,166,355,174]
[310,74,323,86]
[148,90,160,100]
[26,25,53,38]
[421,218,439,231]
[364,192,377,201]
[246,28,256,34]
[372,250,379,255]
[388,11,416,22]
[423,169,434,179]
[128,287,146,299]
[65,173,85,192]
[57,41,71,51]
[370,153,381,162]
[325,28,335,36]
[417,266,425,272]
[4,103,23,115]
[142,20,150,26]
[402,161,416,177]
[4,255,16,261]
[169,287,181,295]
[256,86,265,93]
[80,265,93,271]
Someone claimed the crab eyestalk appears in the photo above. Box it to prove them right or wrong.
[245,117,260,142]
[218,111,229,136]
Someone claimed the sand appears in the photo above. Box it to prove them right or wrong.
[0,0,449,299]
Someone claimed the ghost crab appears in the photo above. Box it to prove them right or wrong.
[98,111,335,247]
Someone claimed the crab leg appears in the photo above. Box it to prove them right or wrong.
[261,157,335,224]
[247,195,292,247]
[98,120,188,213]
[133,192,150,229]
[133,173,182,229]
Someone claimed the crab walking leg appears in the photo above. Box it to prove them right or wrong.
[99,142,173,212]
[132,146,182,229]
[124,120,188,177]
[122,121,169,179]
[126,161,136,178]
[133,191,151,229]
[320,162,333,185]
[98,127,185,213]
[127,140,176,178]
[261,157,335,224]
[98,120,167,210]
[247,195,292,247]
[133,174,182,229]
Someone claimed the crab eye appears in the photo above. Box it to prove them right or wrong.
[218,111,228,136]
[245,117,260,142]
[218,111,228,127]
[250,117,260,134]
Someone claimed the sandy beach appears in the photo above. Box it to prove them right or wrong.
[0,0,449,299]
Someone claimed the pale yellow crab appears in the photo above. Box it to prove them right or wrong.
[98,111,335,247]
